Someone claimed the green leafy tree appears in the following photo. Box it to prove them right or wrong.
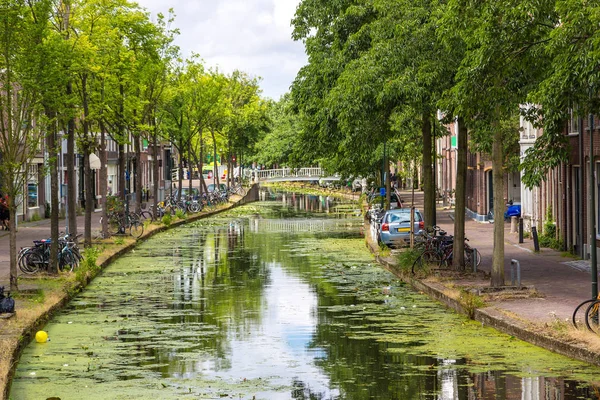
[0,0,48,290]
[441,0,556,286]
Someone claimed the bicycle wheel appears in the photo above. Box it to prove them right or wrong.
[412,250,441,274]
[188,202,200,213]
[108,214,122,236]
[573,299,596,328]
[59,249,78,272]
[129,221,144,239]
[585,300,600,333]
[139,210,153,222]
[19,248,38,274]
[23,251,44,275]
[236,186,246,196]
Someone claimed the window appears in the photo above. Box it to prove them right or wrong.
[27,165,38,208]
[568,108,579,135]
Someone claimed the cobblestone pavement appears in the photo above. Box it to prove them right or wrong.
[399,189,593,325]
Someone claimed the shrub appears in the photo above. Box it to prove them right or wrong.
[175,209,186,220]
[75,247,101,287]
[162,213,172,226]
[396,248,421,273]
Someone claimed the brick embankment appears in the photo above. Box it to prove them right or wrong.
[367,189,600,367]
[0,185,260,399]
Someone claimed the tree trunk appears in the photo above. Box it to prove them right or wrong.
[82,74,93,247]
[118,143,126,201]
[199,137,205,197]
[134,135,142,213]
[212,130,219,187]
[66,89,77,237]
[99,122,108,238]
[453,116,468,270]
[9,200,17,292]
[45,107,59,273]
[151,118,160,220]
[385,143,390,209]
[491,120,505,287]
[84,147,93,247]
[177,156,183,201]
[422,113,434,228]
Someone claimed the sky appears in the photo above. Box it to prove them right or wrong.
[134,0,308,100]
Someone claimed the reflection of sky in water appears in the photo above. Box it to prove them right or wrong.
[203,264,338,398]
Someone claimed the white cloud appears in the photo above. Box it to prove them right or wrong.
[135,0,307,100]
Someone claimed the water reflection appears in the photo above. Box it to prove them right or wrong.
[10,192,600,400]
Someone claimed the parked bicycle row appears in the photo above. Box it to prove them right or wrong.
[18,233,82,275]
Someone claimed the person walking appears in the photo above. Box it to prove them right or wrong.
[0,194,9,231]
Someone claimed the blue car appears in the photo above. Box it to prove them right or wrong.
[379,208,424,247]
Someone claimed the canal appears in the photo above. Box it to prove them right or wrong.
[10,190,600,399]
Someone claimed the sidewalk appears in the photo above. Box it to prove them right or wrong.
[397,189,592,325]
[0,212,102,286]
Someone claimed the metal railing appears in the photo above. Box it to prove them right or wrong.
[255,167,324,181]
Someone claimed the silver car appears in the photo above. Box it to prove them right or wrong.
[379,208,424,247]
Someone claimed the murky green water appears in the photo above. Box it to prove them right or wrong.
[10,190,600,399]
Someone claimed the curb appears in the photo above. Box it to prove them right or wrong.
[364,222,600,368]
[2,185,260,399]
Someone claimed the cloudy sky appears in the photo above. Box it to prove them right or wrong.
[134,0,308,100]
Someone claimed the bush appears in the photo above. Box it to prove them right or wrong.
[175,209,186,220]
[107,196,124,213]
[75,247,101,287]
[396,248,421,273]
[162,213,172,226]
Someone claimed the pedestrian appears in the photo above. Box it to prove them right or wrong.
[0,194,9,231]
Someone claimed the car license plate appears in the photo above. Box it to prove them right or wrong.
[397,227,410,233]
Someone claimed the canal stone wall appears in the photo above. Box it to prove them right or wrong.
[1,185,260,400]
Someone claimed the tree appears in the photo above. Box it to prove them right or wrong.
[0,0,46,290]
[441,0,556,286]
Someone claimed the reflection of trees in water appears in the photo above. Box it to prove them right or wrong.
[291,379,326,400]
[260,189,357,218]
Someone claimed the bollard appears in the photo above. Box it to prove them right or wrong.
[531,226,540,252]
[510,259,521,288]
[518,217,524,244]
[472,248,478,273]
[511,216,517,233]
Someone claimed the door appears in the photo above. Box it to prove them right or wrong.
[487,170,494,218]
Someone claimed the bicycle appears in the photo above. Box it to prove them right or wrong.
[102,210,144,238]
[411,227,481,273]
[18,233,81,274]
[573,294,600,332]
[228,183,246,196]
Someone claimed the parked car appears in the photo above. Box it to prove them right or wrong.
[379,208,424,247]
[369,191,403,209]
[173,187,200,200]
[207,183,227,193]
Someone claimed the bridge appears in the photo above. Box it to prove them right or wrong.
[254,167,340,182]
[170,167,341,184]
